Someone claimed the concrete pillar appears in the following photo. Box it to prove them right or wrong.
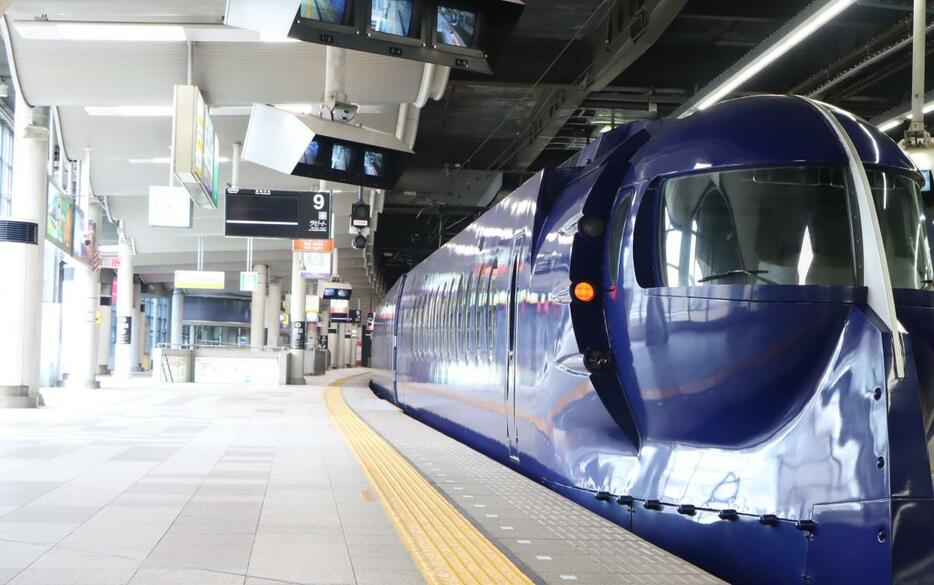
[97,284,112,375]
[170,289,184,349]
[288,252,306,384]
[266,278,282,348]
[68,153,100,388]
[0,98,49,406]
[250,264,267,349]
[114,238,135,379]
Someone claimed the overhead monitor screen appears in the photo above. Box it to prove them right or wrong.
[301,139,328,168]
[437,6,478,47]
[363,150,384,177]
[370,0,413,36]
[331,143,354,171]
[300,0,349,24]
[323,287,352,300]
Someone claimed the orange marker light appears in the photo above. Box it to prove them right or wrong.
[573,281,596,303]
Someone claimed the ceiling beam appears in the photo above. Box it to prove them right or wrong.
[673,0,860,118]
[507,0,688,171]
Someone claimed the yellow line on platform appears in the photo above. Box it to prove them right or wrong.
[325,375,534,585]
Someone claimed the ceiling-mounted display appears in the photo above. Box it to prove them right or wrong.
[173,85,220,209]
[224,188,332,240]
[225,0,524,75]
[241,104,412,189]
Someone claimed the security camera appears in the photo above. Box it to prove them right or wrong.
[331,101,358,123]
[352,234,368,250]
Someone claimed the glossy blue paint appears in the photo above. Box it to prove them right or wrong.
[369,96,934,585]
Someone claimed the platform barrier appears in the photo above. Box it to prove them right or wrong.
[153,345,288,385]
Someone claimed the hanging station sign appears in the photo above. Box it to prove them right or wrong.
[300,252,332,280]
[148,185,193,228]
[173,85,220,209]
[293,238,334,253]
[224,189,332,240]
[239,271,260,292]
[174,270,226,290]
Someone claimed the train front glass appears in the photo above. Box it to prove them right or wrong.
[659,166,934,290]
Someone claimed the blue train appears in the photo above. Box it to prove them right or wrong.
[370,95,934,585]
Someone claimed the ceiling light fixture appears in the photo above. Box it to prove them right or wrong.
[876,101,934,133]
[684,0,857,116]
[130,157,231,164]
[15,21,187,42]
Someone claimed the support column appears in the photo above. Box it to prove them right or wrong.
[250,264,267,349]
[68,151,100,388]
[114,237,135,379]
[0,97,49,406]
[266,278,282,348]
[170,288,184,349]
[288,252,306,384]
[97,283,112,375]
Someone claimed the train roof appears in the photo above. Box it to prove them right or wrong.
[567,95,918,185]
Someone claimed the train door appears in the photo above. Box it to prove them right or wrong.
[391,273,408,405]
[505,235,524,462]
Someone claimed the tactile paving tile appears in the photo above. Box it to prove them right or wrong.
[342,379,725,585]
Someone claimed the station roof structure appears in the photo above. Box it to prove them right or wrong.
[3,0,930,296]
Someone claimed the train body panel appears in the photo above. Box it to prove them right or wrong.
[369,95,934,584]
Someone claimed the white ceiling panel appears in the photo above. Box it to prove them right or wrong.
[10,34,427,107]
[7,1,227,23]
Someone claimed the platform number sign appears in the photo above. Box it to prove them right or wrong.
[299,191,332,240]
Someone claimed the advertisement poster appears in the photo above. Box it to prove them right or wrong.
[305,294,320,322]
[118,316,132,345]
[73,208,98,267]
[290,321,306,350]
[46,184,75,253]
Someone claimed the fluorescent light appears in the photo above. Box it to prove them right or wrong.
[259,32,298,43]
[875,99,934,133]
[130,157,231,164]
[878,119,903,133]
[85,105,173,117]
[691,0,856,114]
[50,22,186,42]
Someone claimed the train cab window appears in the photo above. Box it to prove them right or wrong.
[660,167,856,287]
[609,189,634,283]
[866,170,934,290]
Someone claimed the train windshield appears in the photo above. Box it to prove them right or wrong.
[661,167,856,287]
[866,170,934,290]
[660,166,934,289]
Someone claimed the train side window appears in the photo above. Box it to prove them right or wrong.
[429,286,438,358]
[609,189,634,283]
[473,269,483,361]
[487,258,498,362]
[466,273,475,360]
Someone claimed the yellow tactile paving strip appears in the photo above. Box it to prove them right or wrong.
[325,375,535,585]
